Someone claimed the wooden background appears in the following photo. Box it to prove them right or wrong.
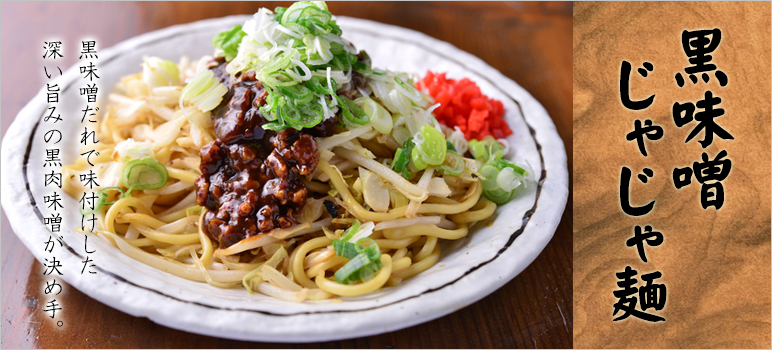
[0,2,572,348]
[573,2,770,348]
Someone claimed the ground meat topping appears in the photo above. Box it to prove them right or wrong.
[195,58,326,249]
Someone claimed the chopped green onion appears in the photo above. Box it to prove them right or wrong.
[333,237,383,284]
[446,141,457,152]
[413,124,447,166]
[479,158,529,205]
[358,266,376,282]
[334,253,371,284]
[489,158,528,176]
[355,237,380,261]
[497,167,518,192]
[212,24,247,61]
[354,97,392,134]
[332,239,358,259]
[392,137,415,179]
[483,187,514,205]
[410,147,429,171]
[340,219,361,241]
[336,95,370,126]
[394,77,422,102]
[306,75,336,95]
[121,158,169,191]
[469,136,504,162]
[478,164,501,191]
[278,83,312,101]
[262,50,295,73]
[220,1,373,132]
[436,150,466,175]
[333,237,381,261]
[262,121,287,131]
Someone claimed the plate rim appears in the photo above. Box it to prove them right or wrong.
[0,15,569,342]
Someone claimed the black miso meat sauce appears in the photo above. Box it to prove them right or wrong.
[195,57,336,249]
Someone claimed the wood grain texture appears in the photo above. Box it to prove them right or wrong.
[0,2,572,348]
[573,2,770,348]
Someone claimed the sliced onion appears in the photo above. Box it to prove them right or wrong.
[355,97,392,134]
[347,221,376,243]
[151,116,186,149]
[361,168,391,212]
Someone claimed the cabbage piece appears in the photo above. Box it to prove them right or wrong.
[180,70,228,113]
[112,138,154,164]
[142,56,181,88]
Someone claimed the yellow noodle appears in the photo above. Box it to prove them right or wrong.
[315,255,392,297]
[448,199,497,224]
[320,161,483,222]
[387,276,403,287]
[306,256,348,279]
[383,224,469,240]
[156,208,189,223]
[100,232,248,283]
[291,237,332,289]
[391,247,409,261]
[166,167,199,183]
[197,212,213,268]
[413,236,438,262]
[393,245,440,280]
[373,236,420,250]
[391,257,412,273]
[124,237,158,247]
[302,178,331,194]
[134,224,200,245]
[104,197,154,233]
[156,215,198,234]
[116,213,166,229]
[406,167,434,218]
[189,247,238,288]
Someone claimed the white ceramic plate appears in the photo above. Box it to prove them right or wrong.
[1,15,568,342]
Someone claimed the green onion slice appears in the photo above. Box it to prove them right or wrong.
[306,75,337,95]
[355,237,381,261]
[121,158,169,191]
[332,235,384,284]
[333,253,371,284]
[278,83,312,101]
[332,239,358,259]
[478,164,501,191]
[212,24,247,61]
[354,97,392,134]
[333,250,383,284]
[410,147,429,171]
[413,124,447,166]
[469,136,504,162]
[340,219,361,242]
[336,94,370,126]
[483,187,514,205]
[436,150,466,176]
[392,137,415,180]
